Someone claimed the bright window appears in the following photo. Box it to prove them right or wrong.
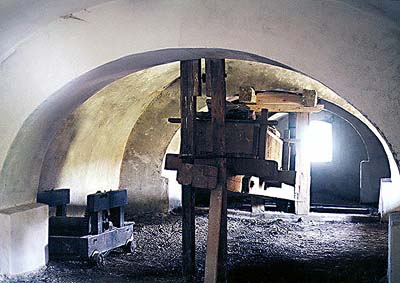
[304,120,333,162]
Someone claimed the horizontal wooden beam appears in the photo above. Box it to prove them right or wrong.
[239,89,322,113]
[254,89,317,106]
[165,154,218,189]
[257,93,307,105]
[166,154,280,180]
[177,163,218,189]
[247,104,324,113]
[227,158,278,179]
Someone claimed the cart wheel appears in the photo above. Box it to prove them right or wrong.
[90,251,105,267]
[124,240,136,254]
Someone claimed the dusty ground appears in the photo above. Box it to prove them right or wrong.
[1,210,387,283]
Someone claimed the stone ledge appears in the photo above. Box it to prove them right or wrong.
[0,203,48,276]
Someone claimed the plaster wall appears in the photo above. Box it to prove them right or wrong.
[118,79,181,216]
[0,0,400,212]
[39,63,179,205]
[310,112,368,206]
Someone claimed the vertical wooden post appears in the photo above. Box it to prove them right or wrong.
[281,129,290,170]
[288,113,297,171]
[388,212,400,283]
[180,59,201,282]
[294,112,311,215]
[204,59,227,283]
[258,109,268,160]
[251,109,268,215]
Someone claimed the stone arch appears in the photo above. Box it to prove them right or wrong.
[0,0,399,212]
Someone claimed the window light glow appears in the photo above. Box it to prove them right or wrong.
[304,120,333,162]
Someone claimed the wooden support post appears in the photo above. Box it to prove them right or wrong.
[258,109,268,160]
[288,113,297,171]
[281,129,290,170]
[180,59,201,282]
[294,112,311,215]
[388,212,400,283]
[251,109,268,215]
[204,59,227,283]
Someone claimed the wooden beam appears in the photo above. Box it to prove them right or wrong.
[294,112,311,215]
[166,154,286,184]
[255,91,317,106]
[247,104,323,113]
[177,163,218,189]
[258,109,268,159]
[252,109,268,216]
[204,59,227,283]
[281,129,290,170]
[289,113,297,171]
[257,93,307,105]
[226,158,278,179]
[180,59,200,282]
[242,89,322,113]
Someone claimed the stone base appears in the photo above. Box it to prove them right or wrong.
[0,203,48,276]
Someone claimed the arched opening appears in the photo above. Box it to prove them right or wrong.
[26,55,395,217]
[0,50,397,282]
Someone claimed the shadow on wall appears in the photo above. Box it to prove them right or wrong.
[119,79,182,217]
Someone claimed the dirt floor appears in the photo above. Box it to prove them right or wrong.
[1,210,388,283]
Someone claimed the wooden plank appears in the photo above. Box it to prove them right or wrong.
[204,59,227,283]
[289,113,297,171]
[247,104,323,113]
[266,128,283,169]
[180,59,200,282]
[177,163,218,189]
[256,93,305,105]
[166,153,281,186]
[227,158,278,179]
[294,112,311,215]
[255,91,317,107]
